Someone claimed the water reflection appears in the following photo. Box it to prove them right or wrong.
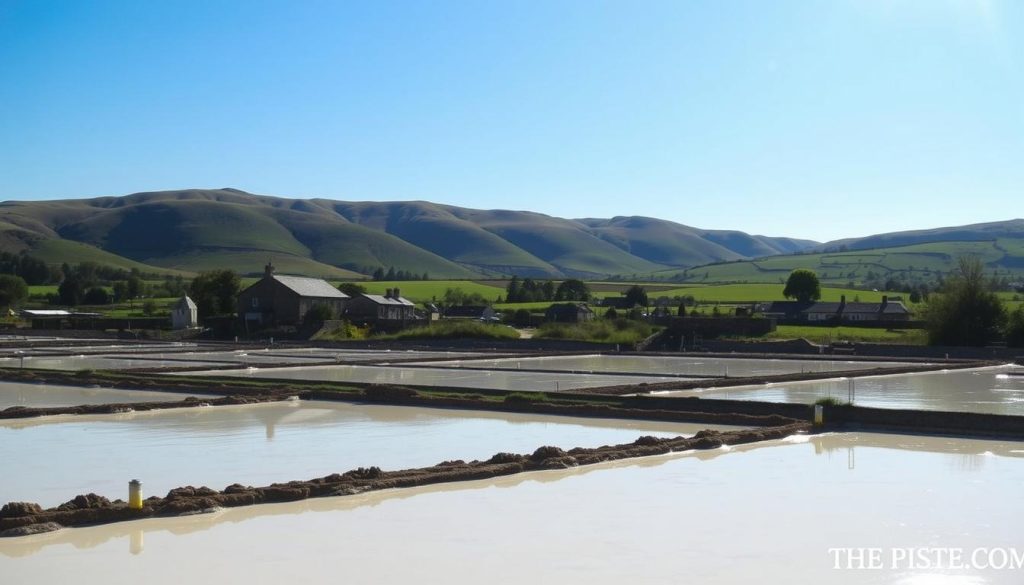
[661,366,1024,415]
[1,400,728,507]
[2,431,1021,560]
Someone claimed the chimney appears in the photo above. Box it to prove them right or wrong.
[840,295,846,306]
[264,262,275,278]
[393,287,401,299]
[385,288,393,299]
[882,295,888,307]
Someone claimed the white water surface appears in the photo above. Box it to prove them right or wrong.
[2,432,1022,584]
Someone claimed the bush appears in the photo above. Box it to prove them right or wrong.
[534,319,656,344]
[303,303,336,324]
[378,320,520,341]
[1006,305,1024,348]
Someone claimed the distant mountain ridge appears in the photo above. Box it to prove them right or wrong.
[0,188,820,278]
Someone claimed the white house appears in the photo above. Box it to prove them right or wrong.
[171,295,198,330]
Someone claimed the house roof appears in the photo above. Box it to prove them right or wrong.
[173,295,197,310]
[445,305,491,317]
[272,275,349,299]
[359,294,415,306]
[546,303,594,314]
[758,300,911,316]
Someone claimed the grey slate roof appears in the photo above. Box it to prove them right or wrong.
[173,295,197,310]
[272,275,349,299]
[359,294,415,306]
[758,300,911,317]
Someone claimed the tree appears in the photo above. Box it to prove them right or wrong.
[338,282,367,297]
[677,302,686,317]
[83,287,111,305]
[506,276,521,303]
[126,275,143,303]
[623,285,648,308]
[142,299,157,316]
[112,281,128,302]
[512,308,532,327]
[58,276,83,306]
[555,279,590,301]
[189,270,241,319]
[925,256,1006,347]
[783,269,821,302]
[0,275,28,310]
[304,303,335,324]
[604,307,618,320]
[1005,305,1024,348]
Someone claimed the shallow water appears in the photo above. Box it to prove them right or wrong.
[0,355,238,371]
[660,365,1024,415]
[0,343,198,356]
[0,382,197,409]
[178,363,684,390]
[262,348,489,361]
[3,432,1022,584]
[0,400,728,507]
[418,354,917,376]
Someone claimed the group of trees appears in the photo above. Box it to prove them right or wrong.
[370,267,429,281]
[505,277,591,303]
[924,257,1020,346]
[0,251,52,286]
[188,270,241,320]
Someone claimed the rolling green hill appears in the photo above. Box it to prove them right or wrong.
[0,188,820,278]
[658,240,1024,286]
[5,188,1019,283]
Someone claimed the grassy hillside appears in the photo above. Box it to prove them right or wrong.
[656,240,1024,286]
[329,201,562,277]
[29,239,194,276]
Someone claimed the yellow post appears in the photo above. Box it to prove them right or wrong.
[129,479,143,510]
[814,405,824,426]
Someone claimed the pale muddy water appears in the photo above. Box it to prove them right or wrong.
[0,401,733,508]
[178,363,684,390]
[257,347,488,361]
[2,432,1022,584]
[0,355,238,371]
[660,365,1024,415]
[0,382,196,409]
[417,354,918,377]
[0,342,197,356]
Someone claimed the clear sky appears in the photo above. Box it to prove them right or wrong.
[1,0,1021,242]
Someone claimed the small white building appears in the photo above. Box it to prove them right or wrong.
[171,295,198,330]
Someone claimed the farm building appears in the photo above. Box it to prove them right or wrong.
[545,303,595,323]
[238,263,349,328]
[758,295,912,324]
[347,288,417,326]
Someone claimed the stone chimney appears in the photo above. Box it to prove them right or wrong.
[881,295,888,307]
[264,262,275,278]
[385,288,393,299]
[393,287,401,299]
[840,295,846,306]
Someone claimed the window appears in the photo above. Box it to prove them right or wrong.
[252,297,259,308]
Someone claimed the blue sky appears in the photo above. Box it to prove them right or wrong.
[1,0,1021,242]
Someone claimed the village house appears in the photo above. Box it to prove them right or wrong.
[237,263,349,328]
[545,302,595,323]
[170,295,198,329]
[758,295,912,325]
[444,305,498,321]
[346,288,417,326]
